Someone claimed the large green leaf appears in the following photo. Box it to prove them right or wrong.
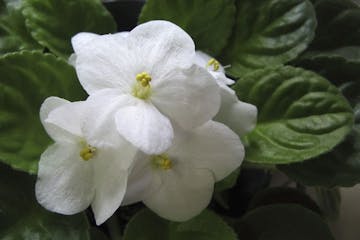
[279,104,360,187]
[123,209,237,240]
[22,0,116,58]
[234,66,353,164]
[235,204,334,240]
[309,0,360,50]
[0,1,41,54]
[295,46,360,86]
[221,0,316,77]
[138,0,236,56]
[0,163,90,239]
[293,0,360,84]
[0,51,86,173]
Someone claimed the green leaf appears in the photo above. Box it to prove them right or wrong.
[278,105,360,187]
[138,0,236,56]
[292,0,360,87]
[123,209,237,240]
[248,187,321,214]
[278,95,360,187]
[295,46,360,86]
[0,163,90,240]
[235,204,335,240]
[309,0,360,50]
[0,51,86,173]
[0,1,41,54]
[221,0,316,77]
[22,0,116,58]
[234,66,353,164]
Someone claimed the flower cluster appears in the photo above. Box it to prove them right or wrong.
[36,21,257,225]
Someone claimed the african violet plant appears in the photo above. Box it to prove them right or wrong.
[0,0,359,239]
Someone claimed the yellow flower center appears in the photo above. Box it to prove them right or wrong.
[132,72,152,99]
[207,58,220,71]
[79,144,96,161]
[152,154,172,170]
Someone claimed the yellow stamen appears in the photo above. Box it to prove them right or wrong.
[136,72,152,87]
[152,154,172,170]
[207,58,220,71]
[133,72,152,99]
[80,145,96,161]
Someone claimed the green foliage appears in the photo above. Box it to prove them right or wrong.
[0,51,85,173]
[0,164,90,239]
[278,105,360,187]
[310,0,360,50]
[123,209,237,240]
[235,204,335,239]
[281,0,360,187]
[22,0,116,58]
[234,66,353,164]
[221,0,316,77]
[295,47,360,87]
[0,1,41,54]
[138,0,236,56]
[248,187,321,214]
[293,0,360,87]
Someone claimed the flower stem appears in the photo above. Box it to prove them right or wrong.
[107,214,123,240]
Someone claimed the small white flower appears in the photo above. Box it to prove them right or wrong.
[195,51,257,136]
[36,97,137,225]
[71,21,221,154]
[122,121,244,221]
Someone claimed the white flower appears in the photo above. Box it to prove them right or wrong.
[122,121,244,221]
[36,97,137,225]
[195,51,257,136]
[71,21,221,154]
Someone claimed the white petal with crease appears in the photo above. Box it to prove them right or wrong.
[173,121,244,181]
[91,145,137,225]
[115,100,173,154]
[36,143,94,215]
[152,65,220,129]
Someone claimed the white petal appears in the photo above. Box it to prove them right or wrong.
[152,65,221,129]
[71,33,134,94]
[71,32,99,52]
[215,88,258,136]
[115,99,173,154]
[35,143,94,215]
[143,163,214,222]
[45,100,88,138]
[212,71,235,87]
[40,97,69,126]
[173,121,244,181]
[122,153,153,206]
[91,144,137,225]
[40,97,77,143]
[83,90,133,148]
[128,20,195,76]
[112,31,129,39]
